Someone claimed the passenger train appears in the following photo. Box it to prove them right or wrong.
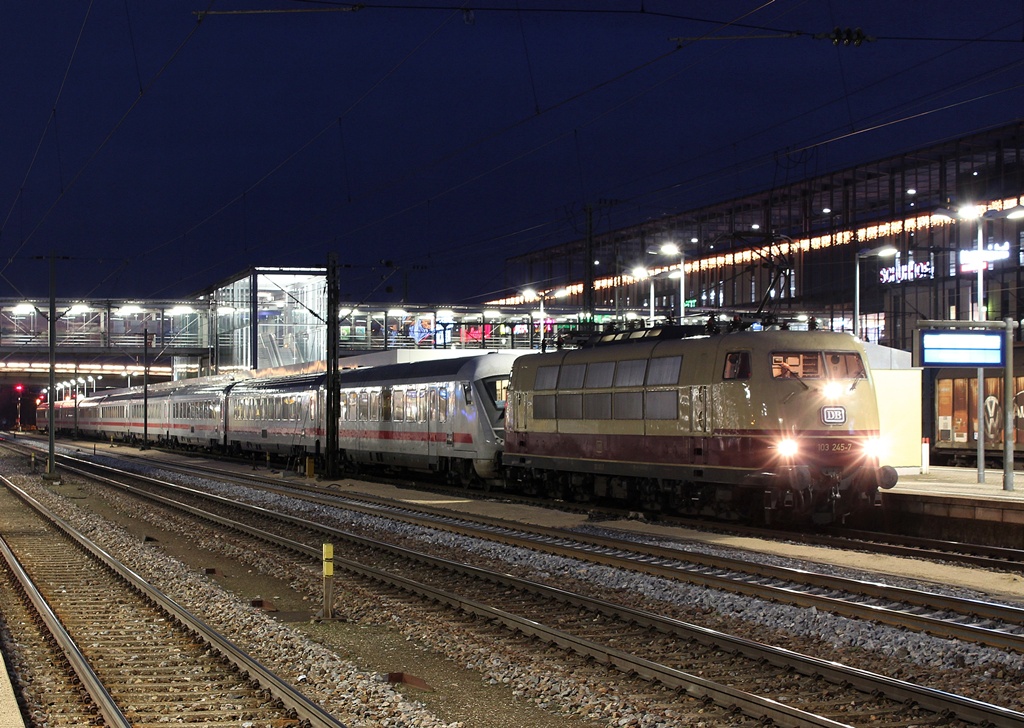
[39,328,897,525]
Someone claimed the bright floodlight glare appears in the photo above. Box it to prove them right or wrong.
[822,381,843,399]
[863,437,888,460]
[777,439,798,457]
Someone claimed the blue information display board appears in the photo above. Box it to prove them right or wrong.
[919,329,1005,367]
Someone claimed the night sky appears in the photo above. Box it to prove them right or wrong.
[2,1,1021,305]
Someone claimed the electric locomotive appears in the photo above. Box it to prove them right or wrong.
[503,328,897,525]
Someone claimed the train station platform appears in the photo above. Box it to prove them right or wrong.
[878,466,1024,547]
[0,651,23,728]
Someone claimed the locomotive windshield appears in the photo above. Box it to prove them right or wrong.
[771,351,866,380]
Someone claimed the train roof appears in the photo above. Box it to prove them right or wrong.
[336,351,524,386]
[523,329,868,363]
[228,372,326,393]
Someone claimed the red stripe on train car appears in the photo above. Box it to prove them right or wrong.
[338,429,474,444]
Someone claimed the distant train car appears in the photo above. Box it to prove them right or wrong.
[42,377,238,448]
[37,353,524,486]
[335,352,521,484]
[503,329,897,525]
[930,361,1024,466]
[225,373,324,457]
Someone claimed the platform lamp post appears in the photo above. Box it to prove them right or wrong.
[658,242,685,321]
[956,204,1024,483]
[522,288,546,351]
[631,267,655,326]
[853,246,897,339]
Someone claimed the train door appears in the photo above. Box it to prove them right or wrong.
[691,384,708,457]
[453,381,475,453]
[692,350,711,464]
[425,386,438,462]
[436,385,457,464]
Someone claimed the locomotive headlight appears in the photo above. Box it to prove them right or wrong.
[863,437,888,460]
[776,438,799,457]
[822,381,844,400]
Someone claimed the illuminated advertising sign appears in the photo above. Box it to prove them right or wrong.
[878,259,934,284]
[959,243,1010,273]
[919,330,1005,367]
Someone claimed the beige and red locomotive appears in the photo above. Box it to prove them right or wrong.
[503,328,897,524]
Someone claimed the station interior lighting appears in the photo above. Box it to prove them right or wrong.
[487,196,1023,311]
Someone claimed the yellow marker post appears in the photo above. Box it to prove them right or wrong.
[318,543,335,620]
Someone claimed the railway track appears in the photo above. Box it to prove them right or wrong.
[56,433,1024,574]
[61,446,1024,653]
[32,450,1024,726]
[0,475,345,728]
[17,431,1024,571]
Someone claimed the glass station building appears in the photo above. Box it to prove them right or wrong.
[499,119,1024,353]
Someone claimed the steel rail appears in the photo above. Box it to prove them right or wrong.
[0,532,132,728]
[1,476,348,728]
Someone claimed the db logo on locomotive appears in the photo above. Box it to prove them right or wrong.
[821,406,847,425]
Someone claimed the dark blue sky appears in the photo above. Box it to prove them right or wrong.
[2,1,1022,304]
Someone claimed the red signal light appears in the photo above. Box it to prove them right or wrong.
[14,384,23,393]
